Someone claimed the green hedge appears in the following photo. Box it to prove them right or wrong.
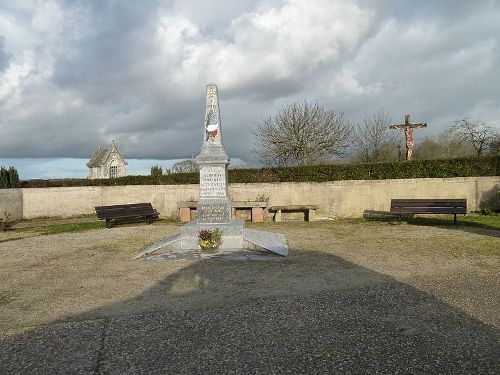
[21,156,499,188]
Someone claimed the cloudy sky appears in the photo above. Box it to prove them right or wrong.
[0,0,499,179]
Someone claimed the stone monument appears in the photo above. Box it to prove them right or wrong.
[135,83,288,260]
[180,83,245,249]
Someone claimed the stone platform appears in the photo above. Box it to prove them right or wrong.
[134,225,288,260]
[142,248,284,262]
[181,219,244,249]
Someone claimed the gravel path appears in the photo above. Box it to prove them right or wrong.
[0,220,499,374]
[1,284,498,374]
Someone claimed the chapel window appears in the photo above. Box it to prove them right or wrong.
[110,165,118,178]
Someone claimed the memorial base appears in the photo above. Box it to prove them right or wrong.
[134,220,288,260]
[180,219,244,249]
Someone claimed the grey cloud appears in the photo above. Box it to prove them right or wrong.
[0,0,498,164]
[0,36,10,71]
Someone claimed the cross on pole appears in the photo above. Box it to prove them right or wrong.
[389,115,427,161]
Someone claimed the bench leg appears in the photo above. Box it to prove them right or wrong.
[305,209,316,222]
[454,214,457,225]
[274,210,282,222]
[251,207,264,222]
[179,207,191,222]
[105,219,111,229]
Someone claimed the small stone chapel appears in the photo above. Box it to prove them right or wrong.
[86,140,127,179]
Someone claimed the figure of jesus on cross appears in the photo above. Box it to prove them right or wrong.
[389,115,427,161]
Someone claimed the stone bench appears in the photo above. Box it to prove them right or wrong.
[268,205,319,222]
[178,201,267,222]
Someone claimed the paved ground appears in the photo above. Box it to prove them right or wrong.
[1,220,499,374]
[1,282,499,374]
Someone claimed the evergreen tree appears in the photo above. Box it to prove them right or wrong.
[8,166,20,188]
[0,167,8,188]
[0,166,20,188]
[150,165,163,176]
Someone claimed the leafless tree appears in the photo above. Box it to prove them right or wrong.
[488,133,500,156]
[450,118,498,156]
[413,133,475,160]
[253,101,352,166]
[352,110,400,163]
[166,159,197,174]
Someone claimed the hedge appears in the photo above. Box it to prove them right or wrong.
[21,156,499,188]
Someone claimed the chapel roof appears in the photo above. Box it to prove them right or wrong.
[86,141,127,168]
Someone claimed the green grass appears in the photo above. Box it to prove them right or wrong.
[246,214,500,231]
[404,214,500,230]
[8,214,499,237]
[18,221,105,235]
[13,218,180,236]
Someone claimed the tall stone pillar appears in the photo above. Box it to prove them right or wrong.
[180,83,244,249]
[196,83,232,224]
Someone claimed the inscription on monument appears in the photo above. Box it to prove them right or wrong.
[198,204,230,223]
[199,166,226,197]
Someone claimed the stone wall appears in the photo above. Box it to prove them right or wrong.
[0,189,23,220]
[2,176,498,220]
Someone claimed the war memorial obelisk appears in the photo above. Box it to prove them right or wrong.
[180,83,245,249]
[135,83,288,260]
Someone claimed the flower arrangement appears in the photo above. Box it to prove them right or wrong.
[198,228,223,252]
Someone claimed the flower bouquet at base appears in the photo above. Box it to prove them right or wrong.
[198,228,223,253]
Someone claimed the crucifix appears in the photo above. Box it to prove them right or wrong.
[389,115,427,161]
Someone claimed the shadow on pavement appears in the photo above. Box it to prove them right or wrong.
[1,249,499,374]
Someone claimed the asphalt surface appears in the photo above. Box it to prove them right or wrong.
[1,283,499,374]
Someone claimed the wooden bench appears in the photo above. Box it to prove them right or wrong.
[178,201,267,222]
[95,202,159,228]
[390,199,467,225]
[268,205,319,222]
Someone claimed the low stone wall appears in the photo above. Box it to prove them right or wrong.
[1,176,498,220]
[230,177,499,219]
[0,189,23,220]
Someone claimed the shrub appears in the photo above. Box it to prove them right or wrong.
[20,156,498,188]
[0,212,13,231]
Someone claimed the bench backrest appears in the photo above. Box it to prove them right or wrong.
[390,199,467,214]
[95,203,156,219]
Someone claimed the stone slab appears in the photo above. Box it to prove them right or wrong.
[179,207,191,222]
[251,207,264,222]
[243,228,289,256]
[142,249,283,261]
[197,200,232,224]
[133,234,181,259]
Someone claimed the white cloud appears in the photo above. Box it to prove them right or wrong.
[31,0,63,33]
[155,0,372,94]
[0,0,499,178]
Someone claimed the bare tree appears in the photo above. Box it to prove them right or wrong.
[450,118,497,156]
[166,159,197,174]
[352,110,400,163]
[488,133,500,156]
[253,101,352,166]
[413,133,475,160]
